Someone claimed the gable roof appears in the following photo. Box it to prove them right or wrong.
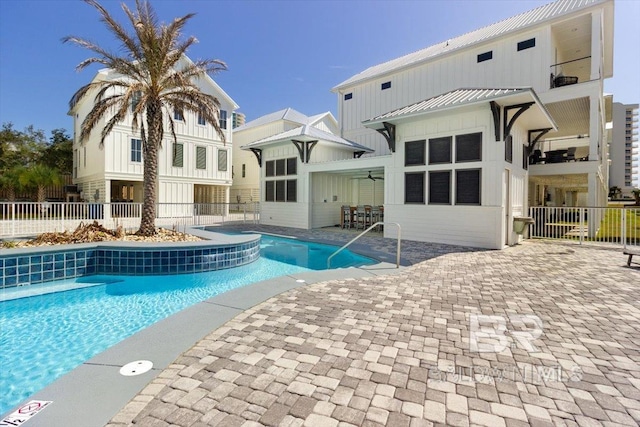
[241,124,374,153]
[333,0,606,90]
[233,108,310,132]
[363,87,557,131]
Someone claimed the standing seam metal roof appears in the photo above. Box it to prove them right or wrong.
[363,88,533,123]
[241,124,374,152]
[333,0,605,90]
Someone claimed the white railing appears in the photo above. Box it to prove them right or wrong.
[528,206,640,249]
[0,202,260,237]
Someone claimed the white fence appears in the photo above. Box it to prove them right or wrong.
[0,202,260,237]
[528,206,640,249]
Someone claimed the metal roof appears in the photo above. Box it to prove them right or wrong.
[233,108,310,132]
[241,125,374,152]
[363,87,557,131]
[333,0,606,90]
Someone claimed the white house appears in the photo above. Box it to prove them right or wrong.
[70,55,238,211]
[231,108,339,204]
[243,0,613,249]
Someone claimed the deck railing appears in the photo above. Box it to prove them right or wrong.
[528,206,640,249]
[0,202,260,238]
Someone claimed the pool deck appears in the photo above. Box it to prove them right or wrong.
[6,225,640,427]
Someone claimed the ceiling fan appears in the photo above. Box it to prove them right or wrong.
[365,171,384,181]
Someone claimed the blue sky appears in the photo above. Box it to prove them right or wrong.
[0,0,638,136]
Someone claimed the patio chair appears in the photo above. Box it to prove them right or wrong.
[355,205,366,229]
[341,205,353,229]
[566,147,576,161]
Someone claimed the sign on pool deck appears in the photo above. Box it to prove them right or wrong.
[1,401,52,426]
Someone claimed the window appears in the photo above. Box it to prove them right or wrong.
[522,145,529,170]
[455,132,482,162]
[477,51,493,62]
[218,149,228,171]
[286,157,297,175]
[275,159,286,176]
[131,138,142,163]
[266,161,275,177]
[381,81,391,90]
[517,38,535,51]
[197,111,206,126]
[131,91,141,112]
[286,180,297,202]
[344,93,353,100]
[265,181,274,201]
[429,171,451,205]
[172,143,183,167]
[456,169,481,205]
[405,172,425,204]
[242,163,246,178]
[174,108,184,121]
[405,140,426,166]
[83,147,87,167]
[429,136,452,164]
[196,146,206,170]
[219,110,228,129]
[275,181,285,202]
[505,135,513,163]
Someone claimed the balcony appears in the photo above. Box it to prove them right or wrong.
[549,56,592,90]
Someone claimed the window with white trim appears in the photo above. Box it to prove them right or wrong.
[131,138,142,163]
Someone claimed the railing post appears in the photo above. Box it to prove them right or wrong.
[243,203,247,223]
[11,202,15,237]
[621,207,627,250]
[579,208,584,245]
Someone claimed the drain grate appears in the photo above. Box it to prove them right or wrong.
[119,360,153,376]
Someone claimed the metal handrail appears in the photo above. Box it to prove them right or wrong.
[327,221,401,269]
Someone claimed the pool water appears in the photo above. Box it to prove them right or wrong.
[0,235,374,415]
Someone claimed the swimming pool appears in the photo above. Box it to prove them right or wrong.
[0,235,375,415]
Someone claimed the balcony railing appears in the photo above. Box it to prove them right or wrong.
[549,56,592,89]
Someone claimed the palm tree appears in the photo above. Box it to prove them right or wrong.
[0,165,26,202]
[19,165,62,202]
[64,0,227,236]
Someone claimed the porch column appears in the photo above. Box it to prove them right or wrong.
[589,95,600,160]
[103,179,112,225]
[590,10,603,81]
[225,186,230,216]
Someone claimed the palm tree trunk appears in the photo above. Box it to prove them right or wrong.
[37,186,46,203]
[138,101,162,236]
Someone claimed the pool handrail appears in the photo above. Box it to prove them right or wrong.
[327,222,401,269]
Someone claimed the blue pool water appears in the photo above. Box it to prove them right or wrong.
[0,235,374,415]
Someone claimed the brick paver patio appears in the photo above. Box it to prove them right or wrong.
[108,230,639,427]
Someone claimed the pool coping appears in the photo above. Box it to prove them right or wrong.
[2,234,406,426]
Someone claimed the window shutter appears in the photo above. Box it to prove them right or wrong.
[172,143,183,167]
[455,169,481,205]
[196,146,206,170]
[456,132,482,162]
[405,140,426,166]
[405,172,425,204]
[429,137,452,164]
[218,150,228,171]
[429,171,451,204]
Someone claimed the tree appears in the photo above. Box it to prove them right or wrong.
[0,123,47,171]
[19,165,63,202]
[64,0,227,236]
[0,166,26,201]
[41,129,73,174]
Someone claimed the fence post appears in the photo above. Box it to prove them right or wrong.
[579,208,584,245]
[243,203,247,223]
[621,207,627,250]
[11,202,15,237]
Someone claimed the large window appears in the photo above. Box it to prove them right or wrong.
[405,172,425,204]
[242,163,246,178]
[218,149,228,171]
[505,135,513,163]
[429,171,451,205]
[405,140,426,166]
[196,146,206,170]
[429,136,452,164]
[174,108,184,121]
[131,138,142,163]
[131,91,141,112]
[219,110,227,129]
[455,132,482,163]
[197,111,206,126]
[264,157,298,202]
[455,169,481,205]
[172,143,183,168]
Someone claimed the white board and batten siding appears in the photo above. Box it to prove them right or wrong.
[339,27,550,154]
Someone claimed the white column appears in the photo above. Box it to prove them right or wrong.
[589,95,600,160]
[590,10,603,81]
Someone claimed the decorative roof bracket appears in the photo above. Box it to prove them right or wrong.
[353,151,366,159]
[375,122,396,153]
[527,128,553,153]
[249,148,262,167]
[292,140,318,163]
[490,101,501,141]
[503,102,534,139]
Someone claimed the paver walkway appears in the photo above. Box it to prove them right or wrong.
[108,230,639,427]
